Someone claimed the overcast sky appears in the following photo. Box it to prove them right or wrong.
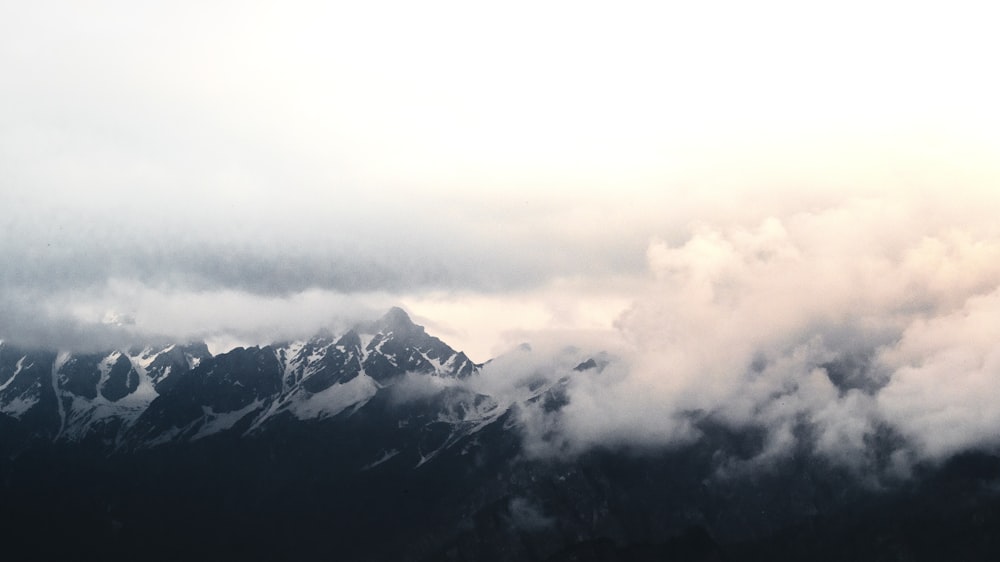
[3,1,1000,363]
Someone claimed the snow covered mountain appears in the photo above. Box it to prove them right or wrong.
[0,341,209,442]
[0,308,486,451]
[4,307,1000,562]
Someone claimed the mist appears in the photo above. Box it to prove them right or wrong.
[456,192,1000,475]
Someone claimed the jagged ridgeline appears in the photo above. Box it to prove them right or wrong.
[4,308,1000,562]
[0,308,572,562]
[0,307,479,448]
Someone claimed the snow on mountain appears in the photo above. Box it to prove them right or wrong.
[240,307,482,435]
[0,354,40,417]
[281,373,380,421]
[100,308,492,451]
[0,341,212,442]
[0,308,590,470]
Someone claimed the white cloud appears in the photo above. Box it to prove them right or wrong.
[492,194,1000,471]
[878,289,1000,459]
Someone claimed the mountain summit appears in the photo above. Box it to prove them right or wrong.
[0,308,477,447]
[369,305,419,334]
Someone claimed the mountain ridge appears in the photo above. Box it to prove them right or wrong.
[4,308,1000,561]
[0,307,485,451]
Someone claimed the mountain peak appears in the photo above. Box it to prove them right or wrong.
[382,306,412,324]
[370,306,420,335]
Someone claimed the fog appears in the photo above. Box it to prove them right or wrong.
[461,193,1000,473]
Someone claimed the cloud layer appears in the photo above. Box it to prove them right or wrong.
[4,2,1000,467]
[473,194,1000,474]
[5,1,1000,355]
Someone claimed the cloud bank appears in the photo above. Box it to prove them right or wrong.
[471,193,1000,474]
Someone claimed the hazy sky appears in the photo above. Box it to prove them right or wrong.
[3,1,1000,361]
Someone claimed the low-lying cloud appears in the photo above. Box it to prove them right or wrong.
[470,194,1000,475]
[6,184,1000,475]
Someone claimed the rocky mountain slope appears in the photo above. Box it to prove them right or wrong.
[3,308,1000,562]
[0,308,479,450]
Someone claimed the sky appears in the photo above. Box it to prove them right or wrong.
[2,0,1000,369]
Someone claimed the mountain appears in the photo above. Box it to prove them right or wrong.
[3,308,1000,561]
[0,307,479,450]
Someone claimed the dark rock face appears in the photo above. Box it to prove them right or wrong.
[297,329,366,392]
[0,344,60,438]
[58,354,104,399]
[143,342,212,393]
[361,307,477,382]
[100,354,140,402]
[128,346,283,443]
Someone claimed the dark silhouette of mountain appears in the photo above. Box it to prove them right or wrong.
[2,308,1000,561]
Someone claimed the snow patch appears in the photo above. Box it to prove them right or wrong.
[95,351,120,395]
[287,374,379,421]
[362,449,400,470]
[0,395,39,418]
[417,349,454,375]
[52,349,164,441]
[191,400,264,440]
[51,351,70,436]
[130,347,159,372]
[359,333,375,360]
[0,356,28,393]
